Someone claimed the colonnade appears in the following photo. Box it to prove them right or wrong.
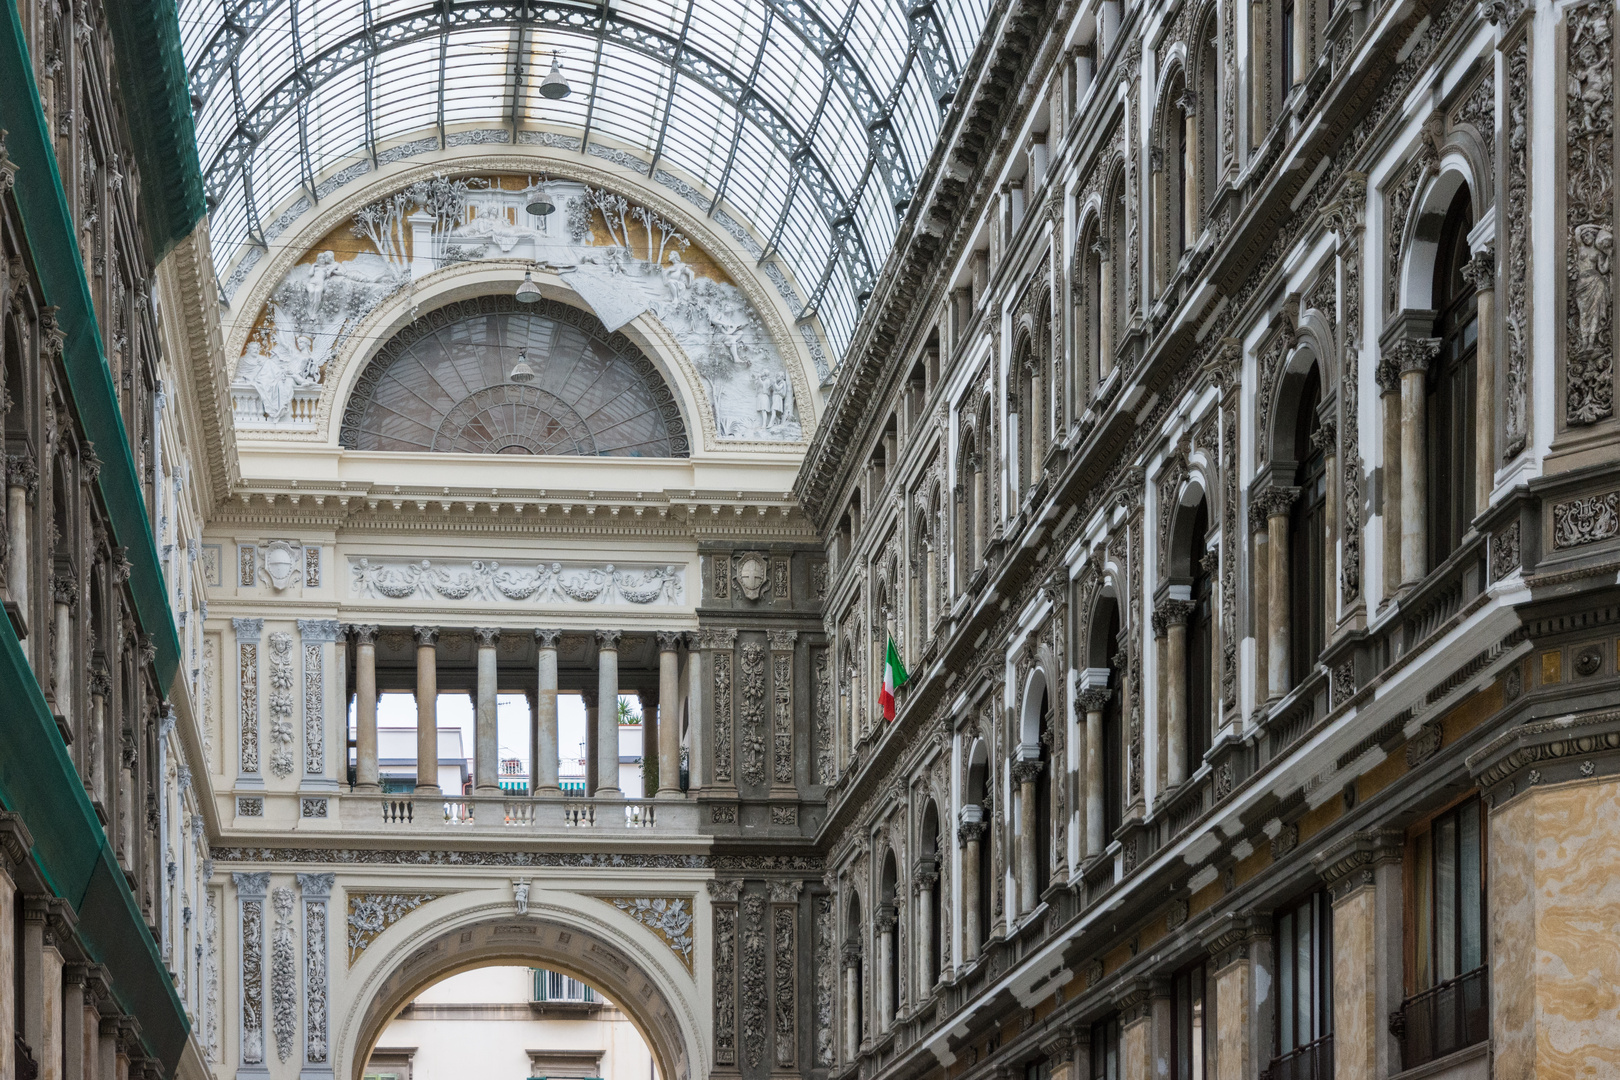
[345,625,686,800]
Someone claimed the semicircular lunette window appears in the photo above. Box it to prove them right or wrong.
[341,296,688,457]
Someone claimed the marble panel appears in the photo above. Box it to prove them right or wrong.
[1332,887,1377,1080]
[1491,777,1620,1078]
[1212,959,1250,1080]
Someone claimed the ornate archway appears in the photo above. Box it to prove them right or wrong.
[341,900,703,1080]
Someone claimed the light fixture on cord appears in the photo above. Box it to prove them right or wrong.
[538,51,571,99]
[509,348,537,384]
[525,176,556,217]
[516,265,542,303]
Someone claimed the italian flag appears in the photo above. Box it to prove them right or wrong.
[879,636,909,722]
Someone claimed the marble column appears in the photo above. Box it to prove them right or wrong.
[95,1019,118,1080]
[1315,423,1339,635]
[413,627,440,794]
[637,688,659,797]
[51,572,75,723]
[1463,251,1496,514]
[350,625,380,791]
[19,896,46,1070]
[62,965,87,1080]
[473,628,500,795]
[1377,356,1403,600]
[1260,488,1298,701]
[40,932,61,1080]
[1251,513,1270,702]
[1397,339,1441,585]
[1291,0,1308,86]
[1117,981,1153,1080]
[0,857,12,1080]
[533,630,562,796]
[1202,916,1256,1080]
[958,807,985,960]
[5,454,34,617]
[913,861,938,994]
[875,905,897,1032]
[1079,681,1110,858]
[1013,755,1041,914]
[595,630,623,798]
[1159,598,1194,787]
[842,941,862,1061]
[581,691,599,797]
[656,633,684,798]
[88,669,109,808]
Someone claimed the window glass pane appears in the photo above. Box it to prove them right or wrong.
[1296,913,1311,1046]
[1415,829,1433,990]
[1436,815,1458,981]
[1459,802,1483,972]
[1278,910,1295,1051]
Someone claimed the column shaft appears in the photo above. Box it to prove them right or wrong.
[1472,274,1496,514]
[1252,525,1270,703]
[843,956,861,1059]
[877,915,895,1031]
[413,628,440,794]
[7,472,29,613]
[62,969,86,1080]
[1166,619,1188,787]
[1015,766,1039,913]
[1267,507,1292,700]
[916,882,935,992]
[1400,363,1430,585]
[534,632,561,796]
[1380,377,1403,599]
[1084,705,1106,857]
[353,628,379,791]
[595,631,623,798]
[473,629,500,794]
[52,586,72,721]
[656,635,683,797]
[0,872,12,1080]
[959,816,984,961]
[582,691,599,797]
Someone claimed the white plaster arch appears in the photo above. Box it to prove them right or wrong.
[1017,664,1051,751]
[1398,160,1480,314]
[335,888,707,1080]
[222,149,821,453]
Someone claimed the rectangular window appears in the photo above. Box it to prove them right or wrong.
[1271,891,1334,1079]
[1399,796,1488,1068]
[1173,961,1210,1080]
[1090,1016,1121,1080]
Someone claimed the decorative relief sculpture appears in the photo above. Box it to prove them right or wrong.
[773,901,798,1068]
[205,890,221,1062]
[770,633,795,787]
[713,646,734,783]
[1504,35,1532,457]
[740,893,768,1070]
[236,872,269,1067]
[814,894,835,1066]
[302,636,324,777]
[349,557,683,606]
[814,649,834,786]
[733,551,770,600]
[267,632,296,779]
[235,619,263,776]
[739,642,768,787]
[297,873,334,1068]
[599,896,694,971]
[1553,490,1620,549]
[237,176,802,440]
[260,541,303,592]
[1491,520,1523,581]
[1567,3,1615,425]
[710,883,739,1066]
[271,886,296,1062]
[346,891,444,964]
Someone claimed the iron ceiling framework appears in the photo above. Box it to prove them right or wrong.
[179,0,992,355]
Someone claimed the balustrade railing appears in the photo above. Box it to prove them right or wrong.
[1390,966,1489,1070]
[1261,1035,1332,1080]
[357,793,686,831]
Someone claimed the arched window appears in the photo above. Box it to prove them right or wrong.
[341,296,688,456]
[918,801,943,989]
[878,852,900,1026]
[1194,18,1220,225]
[1185,502,1213,767]
[845,891,864,1055]
[1108,174,1129,367]
[1289,367,1326,686]
[964,742,993,952]
[1428,187,1477,568]
[958,435,979,588]
[1156,77,1192,295]
[1079,218,1106,394]
[913,508,931,648]
[1015,338,1035,496]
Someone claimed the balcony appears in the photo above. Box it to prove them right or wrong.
[1262,1035,1333,1080]
[1390,966,1489,1071]
[281,791,704,836]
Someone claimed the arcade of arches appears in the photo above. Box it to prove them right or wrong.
[0,3,1617,1080]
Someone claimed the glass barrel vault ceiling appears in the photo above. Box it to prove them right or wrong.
[178,0,995,360]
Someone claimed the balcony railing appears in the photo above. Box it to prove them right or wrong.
[1390,966,1489,1070]
[340,793,690,831]
[1261,1035,1332,1080]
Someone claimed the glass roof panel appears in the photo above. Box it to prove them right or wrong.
[182,0,994,362]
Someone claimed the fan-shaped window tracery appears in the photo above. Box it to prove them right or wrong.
[340,296,688,457]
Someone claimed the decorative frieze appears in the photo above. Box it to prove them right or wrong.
[1491,521,1522,581]
[349,557,684,605]
[598,896,694,972]
[1566,1,1614,426]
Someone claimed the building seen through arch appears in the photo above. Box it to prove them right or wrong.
[0,3,1614,1080]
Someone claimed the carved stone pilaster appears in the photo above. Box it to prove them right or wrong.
[234,872,270,1075]
[296,873,335,1076]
